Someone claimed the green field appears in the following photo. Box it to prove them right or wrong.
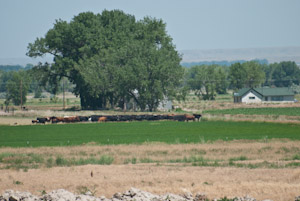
[0,121,300,147]
[204,107,300,116]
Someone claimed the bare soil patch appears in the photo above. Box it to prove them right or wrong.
[0,116,33,126]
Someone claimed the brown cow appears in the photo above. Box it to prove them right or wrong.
[51,116,64,123]
[185,114,195,122]
[98,116,107,122]
[63,116,80,123]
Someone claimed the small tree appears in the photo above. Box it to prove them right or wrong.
[229,61,265,90]
[272,61,300,87]
[6,71,29,106]
[187,65,227,100]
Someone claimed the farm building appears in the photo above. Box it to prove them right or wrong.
[233,87,295,103]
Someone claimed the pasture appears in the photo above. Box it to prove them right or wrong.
[204,107,300,116]
[1,94,300,201]
[0,121,300,147]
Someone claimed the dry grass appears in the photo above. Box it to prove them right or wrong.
[1,140,300,169]
[1,164,300,201]
[0,129,300,200]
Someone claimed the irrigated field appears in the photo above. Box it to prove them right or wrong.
[1,121,300,147]
[204,107,300,116]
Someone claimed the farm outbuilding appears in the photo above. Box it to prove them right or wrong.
[233,87,295,103]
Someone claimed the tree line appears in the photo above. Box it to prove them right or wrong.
[0,70,74,106]
[0,64,33,72]
[1,10,300,109]
[1,59,299,107]
[185,60,300,100]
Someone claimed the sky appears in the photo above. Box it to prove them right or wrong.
[1,0,300,60]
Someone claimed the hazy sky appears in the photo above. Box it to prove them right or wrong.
[1,0,300,59]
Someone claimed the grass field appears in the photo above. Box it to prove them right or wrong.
[204,107,300,116]
[1,121,300,147]
[1,95,300,201]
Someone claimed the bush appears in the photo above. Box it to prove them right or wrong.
[55,156,67,166]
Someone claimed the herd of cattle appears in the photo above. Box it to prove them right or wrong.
[32,114,202,124]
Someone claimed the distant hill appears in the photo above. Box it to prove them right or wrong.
[179,46,300,65]
[1,47,299,66]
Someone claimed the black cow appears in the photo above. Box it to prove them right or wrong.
[173,115,186,122]
[106,115,118,122]
[193,114,202,121]
[118,115,133,121]
[37,117,50,124]
[90,115,102,122]
[135,115,145,121]
[78,116,89,122]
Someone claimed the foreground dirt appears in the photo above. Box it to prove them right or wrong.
[1,141,300,201]
[1,164,300,201]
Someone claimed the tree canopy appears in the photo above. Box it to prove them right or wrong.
[186,65,227,100]
[271,61,300,87]
[5,71,30,106]
[27,10,183,111]
[228,61,266,90]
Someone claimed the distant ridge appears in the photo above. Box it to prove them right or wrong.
[181,59,268,67]
[179,46,300,65]
[1,47,299,66]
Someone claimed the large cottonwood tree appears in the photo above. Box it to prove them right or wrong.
[27,10,183,110]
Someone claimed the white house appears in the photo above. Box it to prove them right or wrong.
[234,87,295,103]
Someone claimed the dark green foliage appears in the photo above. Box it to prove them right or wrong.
[228,63,246,90]
[0,121,300,147]
[263,61,300,88]
[13,180,23,185]
[0,71,14,93]
[55,156,67,166]
[186,65,227,100]
[292,154,300,160]
[272,61,300,87]
[229,156,248,162]
[228,61,265,90]
[5,71,30,105]
[216,196,235,201]
[27,10,183,111]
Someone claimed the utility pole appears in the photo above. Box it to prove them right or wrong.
[20,79,23,110]
[63,80,65,110]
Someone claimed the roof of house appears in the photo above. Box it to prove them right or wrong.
[234,87,295,97]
